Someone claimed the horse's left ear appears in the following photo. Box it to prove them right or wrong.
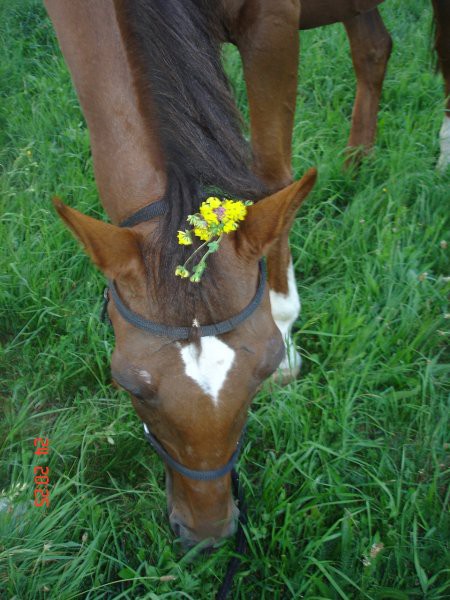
[52,198,144,281]
[237,167,317,258]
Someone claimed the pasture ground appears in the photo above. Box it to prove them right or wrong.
[1,0,449,598]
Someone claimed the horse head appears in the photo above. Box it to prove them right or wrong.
[53,168,316,546]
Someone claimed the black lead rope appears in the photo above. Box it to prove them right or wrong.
[215,469,248,600]
[142,423,248,599]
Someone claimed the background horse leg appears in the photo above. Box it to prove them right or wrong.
[235,1,300,191]
[432,0,450,171]
[235,1,303,383]
[343,8,392,164]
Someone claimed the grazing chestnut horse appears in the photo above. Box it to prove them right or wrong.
[45,0,449,547]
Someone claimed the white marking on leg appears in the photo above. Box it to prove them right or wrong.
[269,259,302,376]
[180,336,235,405]
[437,114,450,172]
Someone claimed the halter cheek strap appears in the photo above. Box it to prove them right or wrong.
[119,199,168,227]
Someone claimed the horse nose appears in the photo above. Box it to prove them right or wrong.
[169,511,238,548]
[169,515,203,548]
[222,511,238,538]
[169,517,186,541]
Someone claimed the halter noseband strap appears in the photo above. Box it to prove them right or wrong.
[143,423,246,481]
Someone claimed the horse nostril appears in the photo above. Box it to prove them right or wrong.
[169,513,193,541]
[170,519,182,538]
[170,518,200,549]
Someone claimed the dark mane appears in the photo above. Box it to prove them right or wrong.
[114,0,266,320]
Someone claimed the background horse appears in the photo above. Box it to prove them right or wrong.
[222,0,450,181]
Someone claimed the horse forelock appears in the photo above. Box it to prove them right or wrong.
[113,0,267,313]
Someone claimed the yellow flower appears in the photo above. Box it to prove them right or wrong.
[175,197,252,283]
[223,200,247,222]
[194,226,211,242]
[223,221,238,233]
[199,203,219,225]
[204,196,221,209]
[175,265,190,278]
[177,230,192,245]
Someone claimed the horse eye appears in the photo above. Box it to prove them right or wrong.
[112,376,143,398]
[112,372,158,404]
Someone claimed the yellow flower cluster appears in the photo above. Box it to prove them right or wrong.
[221,199,248,233]
[177,230,192,245]
[198,196,248,235]
[175,265,190,278]
[223,199,247,222]
[199,196,221,226]
[175,196,252,282]
[194,226,212,242]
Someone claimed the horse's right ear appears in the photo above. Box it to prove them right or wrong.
[52,198,144,280]
[236,168,317,259]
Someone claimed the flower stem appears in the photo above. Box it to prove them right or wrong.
[182,238,211,268]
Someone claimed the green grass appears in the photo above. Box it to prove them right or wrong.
[1,1,449,598]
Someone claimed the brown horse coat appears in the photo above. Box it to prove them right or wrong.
[299,0,385,29]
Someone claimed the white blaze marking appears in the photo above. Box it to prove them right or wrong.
[269,259,302,373]
[180,336,236,404]
[437,114,450,172]
[138,369,152,384]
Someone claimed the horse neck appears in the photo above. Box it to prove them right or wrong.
[47,1,166,224]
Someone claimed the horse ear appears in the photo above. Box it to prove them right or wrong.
[52,198,144,280]
[237,168,317,258]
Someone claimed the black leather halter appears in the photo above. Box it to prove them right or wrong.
[102,199,250,598]
[102,198,267,340]
[108,260,266,339]
[101,199,259,482]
